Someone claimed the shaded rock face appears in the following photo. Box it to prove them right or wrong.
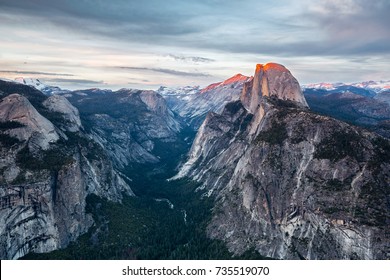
[175,64,390,259]
[0,81,133,259]
[376,90,390,106]
[42,94,82,132]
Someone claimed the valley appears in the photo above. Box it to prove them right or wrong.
[22,158,268,260]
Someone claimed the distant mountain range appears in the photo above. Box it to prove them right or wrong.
[156,76,390,137]
[303,80,390,93]
[302,82,390,138]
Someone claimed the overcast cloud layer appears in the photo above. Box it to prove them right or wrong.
[0,0,388,89]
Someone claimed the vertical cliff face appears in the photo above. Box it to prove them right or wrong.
[241,63,308,113]
[174,63,390,259]
[0,81,133,259]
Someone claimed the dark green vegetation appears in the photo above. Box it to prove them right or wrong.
[224,100,244,114]
[16,146,72,172]
[24,180,228,259]
[354,182,389,227]
[267,96,302,109]
[254,120,287,145]
[20,120,267,260]
[0,134,21,147]
[0,116,25,148]
[314,130,364,162]
[368,137,390,174]
[0,121,25,130]
[255,122,287,145]
[323,179,349,192]
[253,100,303,146]
[22,175,269,260]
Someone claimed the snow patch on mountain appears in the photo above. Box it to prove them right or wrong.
[157,85,200,96]
[14,77,48,91]
[303,80,390,93]
[2,77,70,95]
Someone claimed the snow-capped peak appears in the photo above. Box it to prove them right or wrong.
[8,77,69,95]
[303,80,390,93]
[353,80,390,93]
[302,82,345,90]
[14,77,48,91]
[157,85,200,96]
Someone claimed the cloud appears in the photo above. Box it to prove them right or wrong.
[0,0,209,38]
[117,66,211,77]
[295,0,390,55]
[45,78,105,85]
[0,70,74,76]
[167,54,215,63]
[127,77,150,83]
[196,38,390,57]
[1,0,388,59]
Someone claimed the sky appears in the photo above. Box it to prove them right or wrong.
[0,0,389,90]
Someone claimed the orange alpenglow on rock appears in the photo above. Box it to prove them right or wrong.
[241,62,308,113]
[200,73,250,94]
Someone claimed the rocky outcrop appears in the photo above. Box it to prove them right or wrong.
[43,94,82,132]
[241,63,308,113]
[0,81,133,259]
[174,63,390,259]
[0,94,59,150]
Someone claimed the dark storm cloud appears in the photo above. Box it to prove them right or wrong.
[0,70,74,76]
[0,0,210,37]
[0,0,389,58]
[0,0,271,52]
[118,66,211,77]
